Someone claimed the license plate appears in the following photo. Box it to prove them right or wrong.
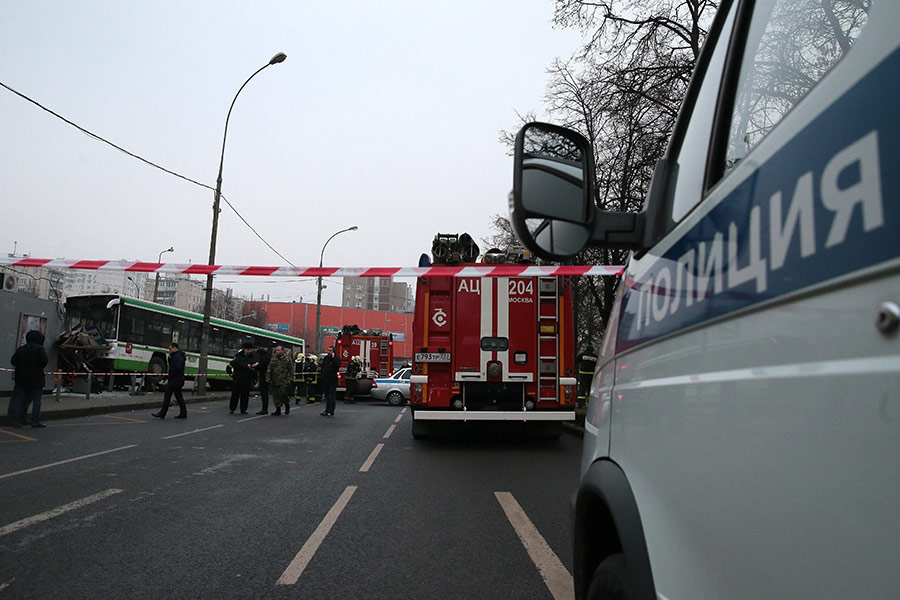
[415,352,451,363]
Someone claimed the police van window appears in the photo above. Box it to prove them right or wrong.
[670,3,736,223]
[724,0,870,172]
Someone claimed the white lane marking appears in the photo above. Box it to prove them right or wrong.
[383,424,396,439]
[161,425,224,440]
[0,578,13,591]
[400,407,407,415]
[276,485,357,585]
[0,489,124,538]
[0,445,137,480]
[237,415,269,423]
[495,491,574,600]
[393,413,403,423]
[359,443,384,473]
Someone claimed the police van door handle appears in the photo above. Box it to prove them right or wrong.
[876,301,900,336]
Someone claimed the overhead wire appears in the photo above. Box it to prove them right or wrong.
[0,79,296,267]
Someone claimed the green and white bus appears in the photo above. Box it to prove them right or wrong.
[64,294,305,389]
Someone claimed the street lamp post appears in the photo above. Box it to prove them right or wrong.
[153,246,174,303]
[127,276,141,298]
[315,226,358,353]
[197,52,287,395]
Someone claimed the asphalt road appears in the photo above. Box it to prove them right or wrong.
[0,399,582,600]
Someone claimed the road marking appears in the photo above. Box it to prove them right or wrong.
[383,424,396,439]
[54,414,150,427]
[0,578,13,591]
[237,414,269,422]
[495,491,574,600]
[400,407,407,414]
[104,415,148,423]
[0,445,137,480]
[359,443,384,473]
[276,485,357,585]
[0,489,123,538]
[393,413,403,423]
[0,429,37,442]
[161,425,224,440]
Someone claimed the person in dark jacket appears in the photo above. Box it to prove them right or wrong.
[152,342,187,419]
[9,330,49,428]
[227,342,257,414]
[255,346,271,415]
[319,346,340,417]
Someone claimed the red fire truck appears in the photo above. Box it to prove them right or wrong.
[409,234,576,438]
[335,325,394,395]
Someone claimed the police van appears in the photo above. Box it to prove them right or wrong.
[508,1,898,598]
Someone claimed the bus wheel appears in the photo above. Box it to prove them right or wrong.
[387,391,404,406]
[586,554,629,600]
[146,356,166,391]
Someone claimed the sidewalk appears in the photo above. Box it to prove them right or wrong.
[1,389,232,425]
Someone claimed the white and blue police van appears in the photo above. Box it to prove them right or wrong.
[509,1,898,598]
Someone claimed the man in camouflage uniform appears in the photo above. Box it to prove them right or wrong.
[266,345,294,416]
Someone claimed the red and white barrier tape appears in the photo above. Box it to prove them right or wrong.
[0,257,624,277]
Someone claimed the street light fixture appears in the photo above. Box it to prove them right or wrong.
[153,246,174,303]
[127,276,141,298]
[197,52,287,395]
[315,226,358,353]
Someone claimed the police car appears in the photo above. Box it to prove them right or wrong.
[509,1,898,598]
[368,367,411,406]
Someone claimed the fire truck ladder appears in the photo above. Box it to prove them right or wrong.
[537,277,560,402]
[379,333,391,376]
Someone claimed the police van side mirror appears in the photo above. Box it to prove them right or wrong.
[510,122,646,261]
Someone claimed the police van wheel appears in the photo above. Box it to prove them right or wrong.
[586,554,629,600]
[387,391,404,406]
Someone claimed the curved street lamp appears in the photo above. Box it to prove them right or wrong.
[153,246,174,303]
[315,226,358,353]
[197,52,287,395]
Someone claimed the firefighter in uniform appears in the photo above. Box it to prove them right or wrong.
[577,344,597,408]
[344,355,362,403]
[304,354,319,404]
[293,353,307,405]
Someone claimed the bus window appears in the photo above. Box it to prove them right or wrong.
[186,322,202,354]
[120,306,145,344]
[210,327,225,356]
[145,312,173,348]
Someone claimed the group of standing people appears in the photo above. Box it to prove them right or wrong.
[225,343,341,417]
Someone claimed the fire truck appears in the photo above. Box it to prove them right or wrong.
[335,325,394,394]
[409,233,576,438]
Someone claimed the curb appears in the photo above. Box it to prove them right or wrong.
[1,394,231,425]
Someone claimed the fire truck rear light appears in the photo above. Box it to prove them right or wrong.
[514,352,527,364]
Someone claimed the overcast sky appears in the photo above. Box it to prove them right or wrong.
[0,0,581,305]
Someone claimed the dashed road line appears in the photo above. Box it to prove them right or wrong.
[393,413,403,423]
[0,489,124,538]
[161,424,224,440]
[0,445,137,480]
[276,485,357,586]
[383,424,396,439]
[359,443,384,473]
[495,491,574,600]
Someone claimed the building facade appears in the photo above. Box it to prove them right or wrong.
[342,277,412,313]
